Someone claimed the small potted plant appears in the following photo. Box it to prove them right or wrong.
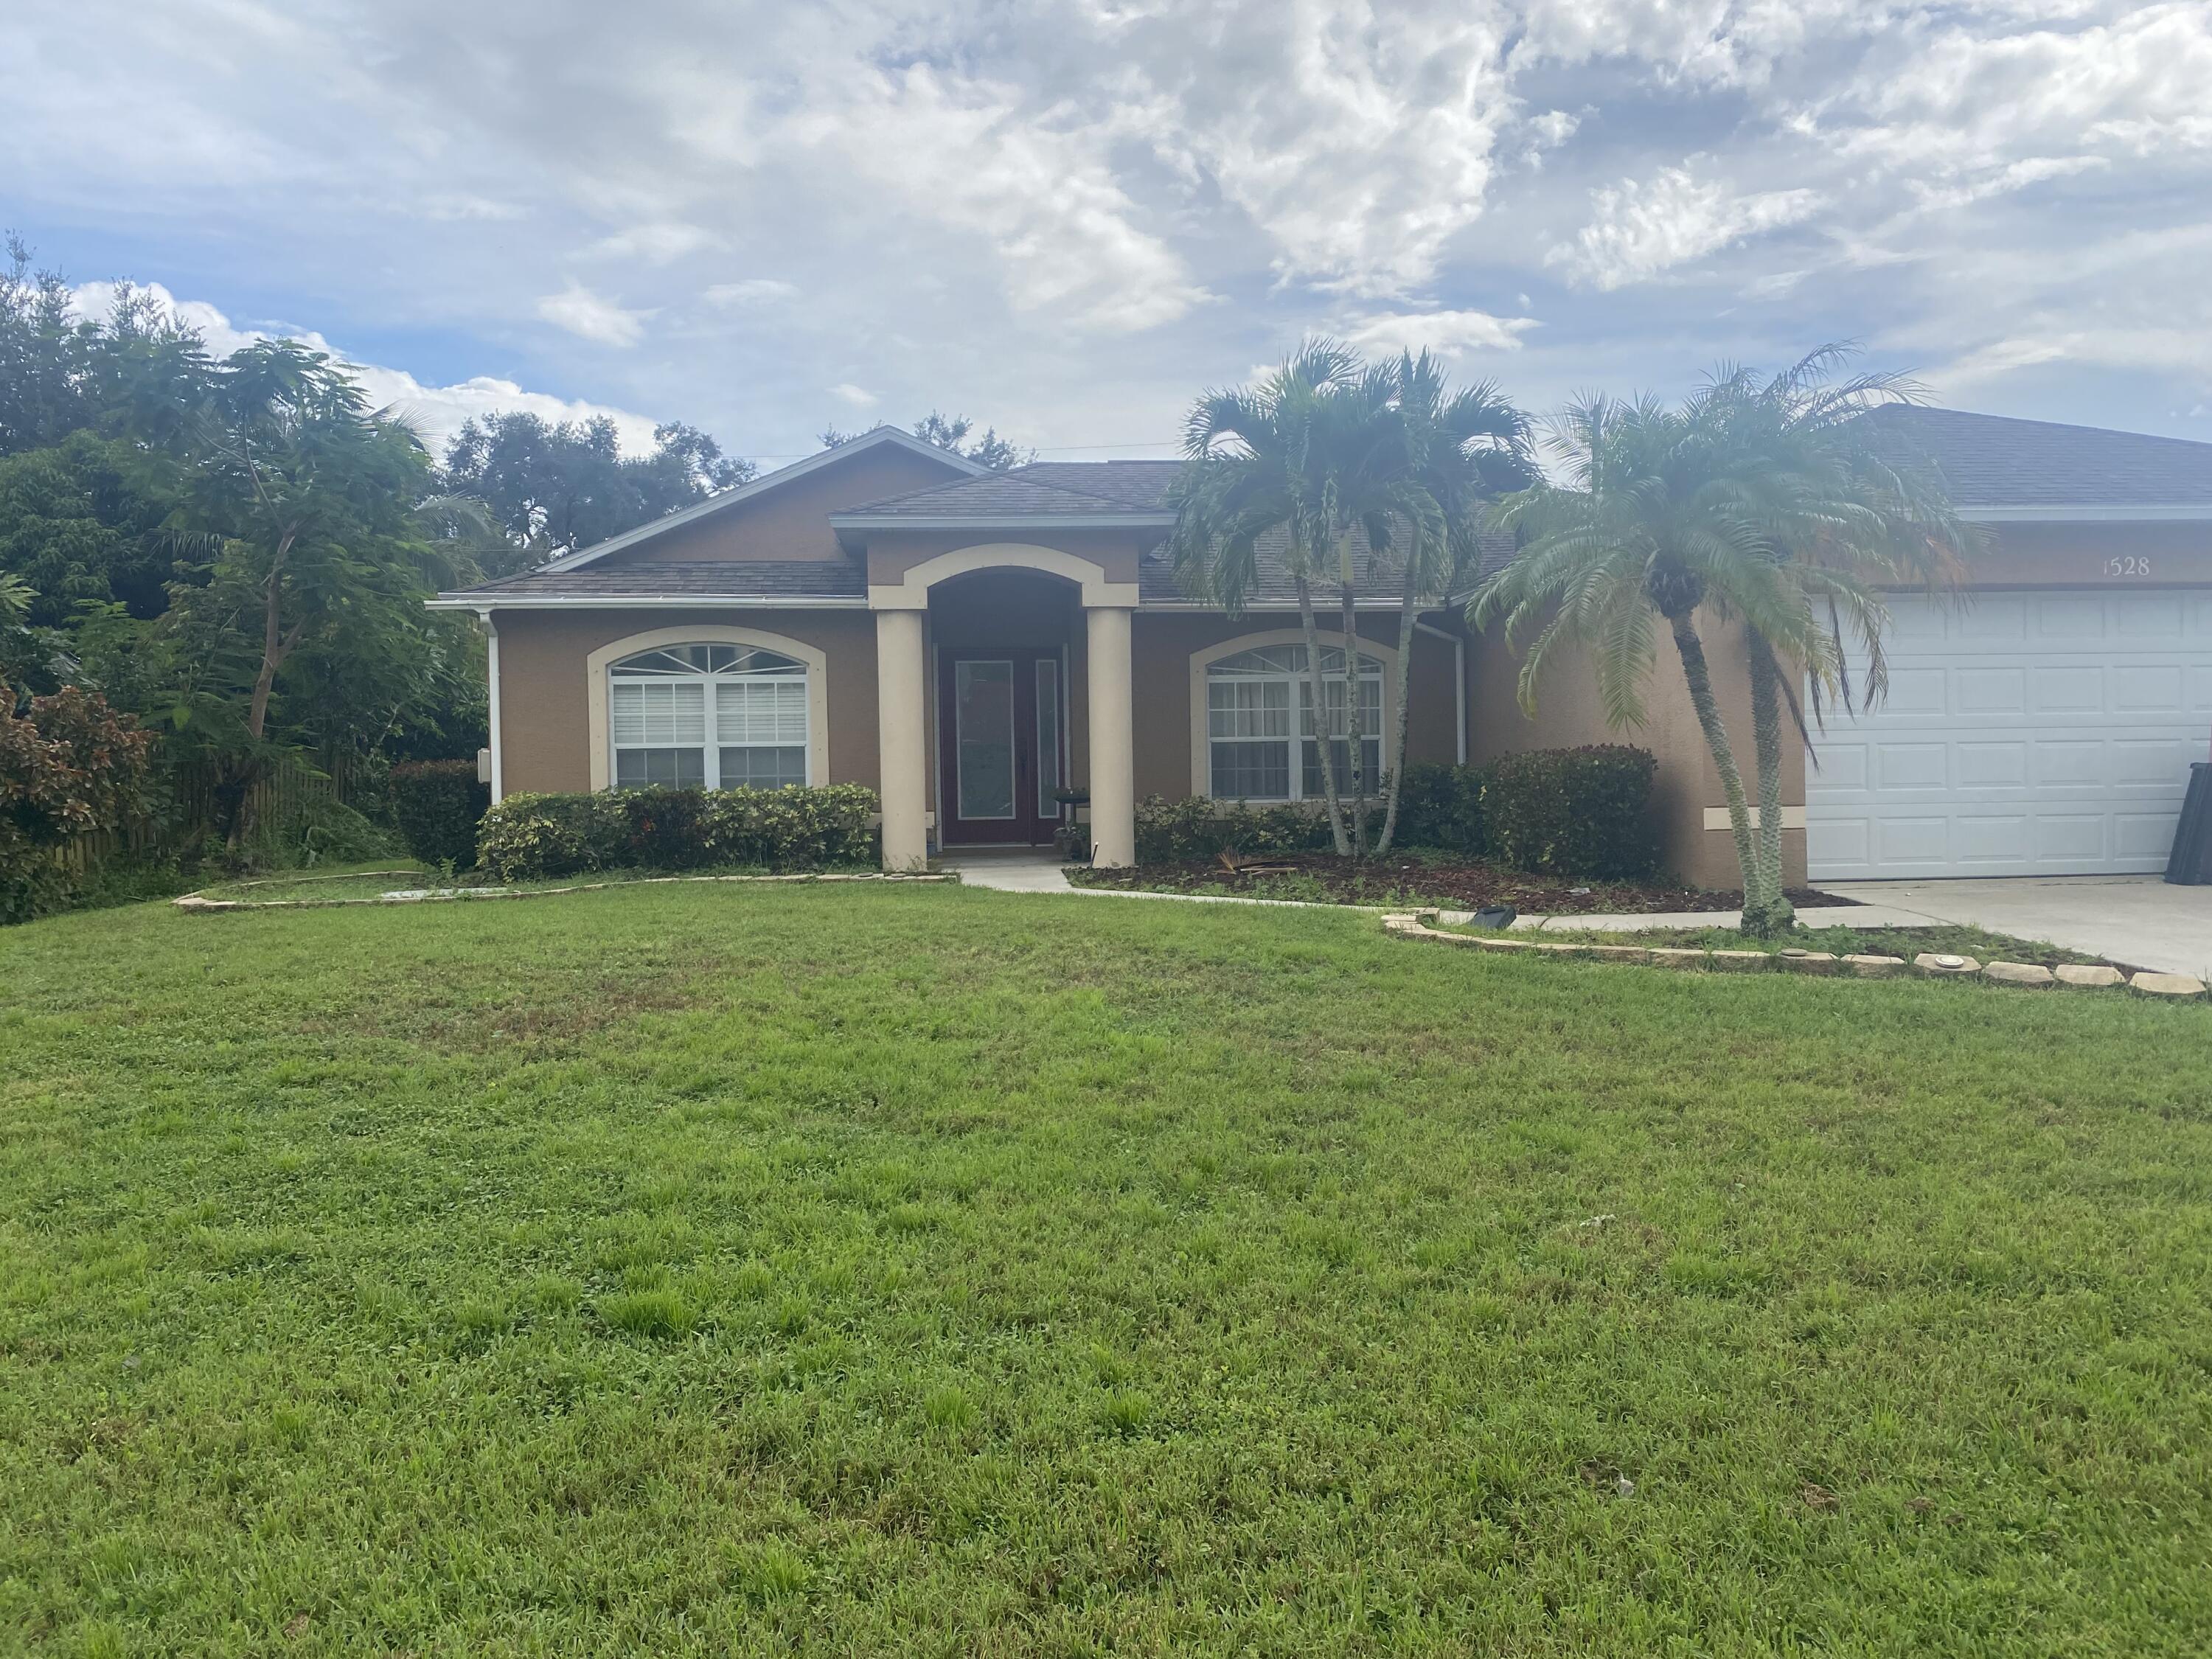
[1053,787,1091,863]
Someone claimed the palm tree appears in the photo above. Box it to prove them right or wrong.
[1691,351,1977,929]
[1168,343,1376,854]
[1470,394,1851,935]
[1172,344,1504,858]
[1373,353,1531,854]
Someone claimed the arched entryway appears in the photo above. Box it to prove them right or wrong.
[869,543,1138,871]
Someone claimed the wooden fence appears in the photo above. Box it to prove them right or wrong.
[57,757,367,876]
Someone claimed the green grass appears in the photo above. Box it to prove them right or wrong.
[188,860,878,905]
[4,885,2211,1654]
[1439,920,2115,969]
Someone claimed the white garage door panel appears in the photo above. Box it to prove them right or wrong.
[1806,590,2212,879]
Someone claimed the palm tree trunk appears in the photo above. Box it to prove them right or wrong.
[1745,631,1796,936]
[1668,613,1761,932]
[1374,570,1421,856]
[1295,576,1351,855]
[1336,551,1368,858]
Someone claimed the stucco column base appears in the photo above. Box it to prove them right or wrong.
[874,609,929,872]
[1085,605,1136,868]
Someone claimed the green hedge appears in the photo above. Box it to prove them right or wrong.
[1480,745,1658,879]
[1135,795,1352,863]
[475,785,879,882]
[1394,762,1489,855]
[387,759,490,869]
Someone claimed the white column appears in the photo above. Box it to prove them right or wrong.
[482,611,504,804]
[1085,604,1135,868]
[874,608,929,871]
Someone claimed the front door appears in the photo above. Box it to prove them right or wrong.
[938,649,1064,845]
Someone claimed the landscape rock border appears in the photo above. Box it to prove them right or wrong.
[1381,911,2204,1001]
[175,871,956,914]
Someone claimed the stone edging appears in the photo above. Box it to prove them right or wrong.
[1380,911,2207,1001]
[175,872,955,914]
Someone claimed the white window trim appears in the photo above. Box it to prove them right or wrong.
[586,625,830,791]
[1187,628,1398,803]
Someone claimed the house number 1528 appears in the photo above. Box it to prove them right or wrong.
[2104,556,2153,578]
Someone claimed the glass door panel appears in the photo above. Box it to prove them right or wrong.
[954,659,1016,820]
[1035,658,1061,819]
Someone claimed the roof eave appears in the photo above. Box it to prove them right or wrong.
[427,594,868,611]
[1958,504,2212,523]
[828,512,1178,531]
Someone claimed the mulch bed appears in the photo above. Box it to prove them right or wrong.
[1068,854,1851,914]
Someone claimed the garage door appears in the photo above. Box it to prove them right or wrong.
[1806,590,2212,880]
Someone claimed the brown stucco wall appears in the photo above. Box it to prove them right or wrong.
[491,607,882,795]
[1468,608,1807,891]
[611,446,969,564]
[1130,611,1462,804]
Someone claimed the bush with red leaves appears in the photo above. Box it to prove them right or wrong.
[1,687,156,922]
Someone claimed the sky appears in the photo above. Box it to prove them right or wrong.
[7,0,2211,466]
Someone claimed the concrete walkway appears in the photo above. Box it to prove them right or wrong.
[936,850,1078,894]
[1823,875,2212,978]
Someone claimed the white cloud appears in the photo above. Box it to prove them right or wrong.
[827,383,877,408]
[17,0,2212,453]
[757,60,1208,332]
[1548,166,1822,290]
[703,279,799,307]
[588,221,723,265]
[1340,308,1539,357]
[66,280,658,454]
[535,281,651,347]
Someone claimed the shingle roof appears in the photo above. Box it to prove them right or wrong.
[841,470,1149,518]
[1138,525,1516,607]
[452,560,866,602]
[1860,405,2212,512]
[1015,460,1182,509]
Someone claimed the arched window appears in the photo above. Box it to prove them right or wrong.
[1206,644,1383,801]
[608,643,810,790]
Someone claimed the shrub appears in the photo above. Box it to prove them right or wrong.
[389,759,490,869]
[475,783,879,882]
[1394,762,1488,855]
[1135,795,1338,863]
[473,790,628,881]
[1,688,156,924]
[1480,745,1658,879]
[699,783,877,869]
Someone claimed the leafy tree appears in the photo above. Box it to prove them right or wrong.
[1169,343,1477,858]
[0,431,197,630]
[0,237,215,458]
[441,412,754,571]
[818,411,1034,470]
[134,341,476,837]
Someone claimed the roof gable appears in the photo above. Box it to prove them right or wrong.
[539,427,989,573]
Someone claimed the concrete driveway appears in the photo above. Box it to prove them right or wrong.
[1821,875,2212,977]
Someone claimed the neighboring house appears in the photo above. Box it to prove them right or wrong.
[431,411,2212,886]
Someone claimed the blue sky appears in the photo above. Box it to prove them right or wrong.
[8,1,2210,465]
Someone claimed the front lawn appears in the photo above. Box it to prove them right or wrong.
[4,887,2210,1654]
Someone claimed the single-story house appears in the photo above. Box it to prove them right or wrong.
[430,409,2212,886]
